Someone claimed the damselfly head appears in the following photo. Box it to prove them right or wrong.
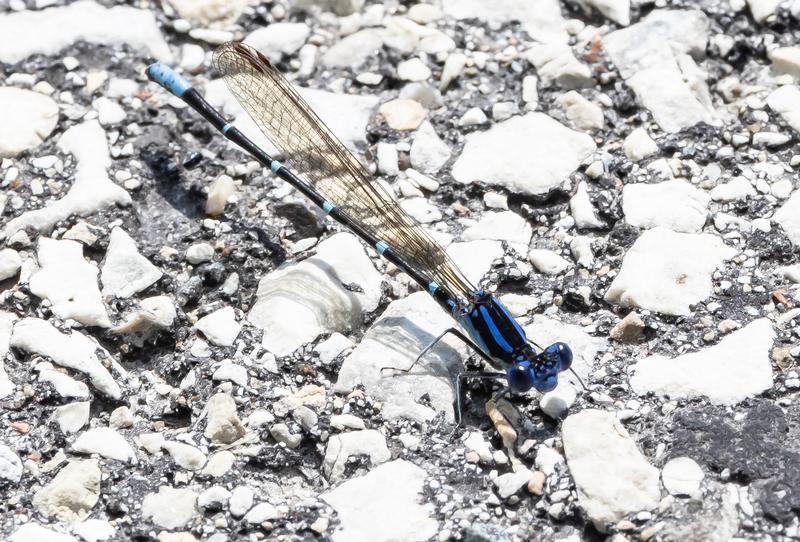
[506,342,573,394]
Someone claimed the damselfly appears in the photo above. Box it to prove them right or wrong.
[146,42,576,425]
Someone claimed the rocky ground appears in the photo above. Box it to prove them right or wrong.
[1,0,800,540]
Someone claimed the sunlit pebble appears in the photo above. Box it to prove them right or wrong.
[11,421,29,433]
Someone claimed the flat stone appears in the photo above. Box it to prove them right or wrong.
[661,457,704,497]
[195,307,240,347]
[2,120,132,240]
[397,57,431,81]
[0,248,21,282]
[609,312,645,343]
[630,319,775,405]
[54,401,90,434]
[452,113,595,196]
[321,29,384,68]
[0,1,171,64]
[200,450,235,477]
[770,47,800,80]
[603,10,715,133]
[747,0,782,22]
[142,486,198,530]
[709,176,756,202]
[72,519,116,542]
[493,469,534,499]
[766,85,800,133]
[229,485,254,517]
[162,441,207,471]
[72,427,136,463]
[462,211,532,251]
[33,460,101,522]
[245,502,278,523]
[624,127,659,161]
[322,460,437,542]
[10,524,77,542]
[323,429,391,481]
[442,0,567,43]
[559,91,604,131]
[773,188,800,244]
[529,249,571,275]
[12,318,121,398]
[378,98,426,131]
[524,42,593,89]
[622,179,710,233]
[101,227,162,298]
[248,233,382,357]
[0,87,59,158]
[605,228,736,316]
[563,410,661,530]
[335,292,466,423]
[29,238,111,327]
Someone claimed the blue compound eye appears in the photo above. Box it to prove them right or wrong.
[551,342,573,371]
[534,374,558,393]
[506,363,534,393]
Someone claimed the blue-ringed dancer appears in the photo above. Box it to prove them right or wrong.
[146,42,579,426]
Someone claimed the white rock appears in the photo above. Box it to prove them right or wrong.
[443,0,566,42]
[12,318,121,398]
[198,486,231,510]
[72,519,115,542]
[769,47,800,80]
[93,97,125,125]
[631,319,775,404]
[322,460,437,542]
[205,175,235,216]
[162,441,207,471]
[335,292,466,423]
[484,192,509,209]
[408,3,441,23]
[397,57,431,81]
[29,237,110,327]
[661,457,704,497]
[529,249,571,275]
[109,406,133,429]
[522,75,538,108]
[72,427,135,463]
[185,242,214,264]
[39,370,90,399]
[0,444,22,482]
[179,43,205,71]
[0,2,171,64]
[141,486,198,529]
[330,414,366,431]
[463,431,494,463]
[201,450,235,477]
[623,128,658,161]
[166,0,250,25]
[623,179,710,233]
[410,121,451,174]
[747,0,782,21]
[493,469,534,499]
[571,181,605,229]
[559,91,604,131]
[113,295,176,337]
[563,410,661,530]
[536,445,565,475]
[709,176,756,202]
[447,239,504,286]
[492,102,517,122]
[248,233,382,356]
[605,228,736,316]
[314,333,354,364]
[379,98,426,131]
[245,502,278,523]
[753,131,790,147]
[603,10,714,133]
[458,107,488,126]
[540,383,578,419]
[54,401,90,434]
[101,227,162,298]
[462,210,532,250]
[376,143,399,176]
[244,23,309,60]
[440,52,466,90]
[2,120,132,240]
[0,87,59,158]
[322,29,384,68]
[0,248,22,281]
[582,0,631,25]
[33,459,100,522]
[323,429,391,481]
[766,85,800,133]
[10,523,77,542]
[773,187,800,244]
[229,485,254,517]
[195,306,240,347]
[452,113,595,196]
[524,43,593,89]
[204,393,246,445]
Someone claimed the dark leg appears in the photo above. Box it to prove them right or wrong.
[380,327,495,375]
[454,371,505,428]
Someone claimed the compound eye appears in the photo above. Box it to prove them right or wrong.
[535,375,557,393]
[549,342,573,371]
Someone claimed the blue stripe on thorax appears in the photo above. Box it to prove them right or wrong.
[478,305,514,354]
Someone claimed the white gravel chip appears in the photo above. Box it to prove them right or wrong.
[661,457,704,497]
[244,22,310,59]
[142,486,198,529]
[772,189,800,244]
[229,485,255,517]
[766,85,800,133]
[12,318,122,398]
[29,238,111,327]
[204,393,246,445]
[559,91,604,131]
[410,121,451,174]
[631,319,775,405]
[605,227,736,316]
[195,307,241,347]
[10,524,77,542]
[185,242,215,264]
[494,469,534,499]
[623,128,658,161]
[571,181,605,229]
[72,427,136,463]
[462,210,532,249]
[101,227,162,298]
[622,179,710,233]
[442,0,566,42]
[0,87,59,158]
[322,459,437,542]
[563,409,661,530]
[162,441,207,471]
[33,459,101,522]
[397,57,431,81]
[323,429,391,481]
[0,248,22,281]
[54,401,90,434]
[709,176,756,202]
[245,502,279,523]
[529,249,571,275]
[0,444,23,483]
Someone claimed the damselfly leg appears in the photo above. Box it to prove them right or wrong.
[379,327,495,375]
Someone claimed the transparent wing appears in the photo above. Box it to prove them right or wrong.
[213,42,475,300]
